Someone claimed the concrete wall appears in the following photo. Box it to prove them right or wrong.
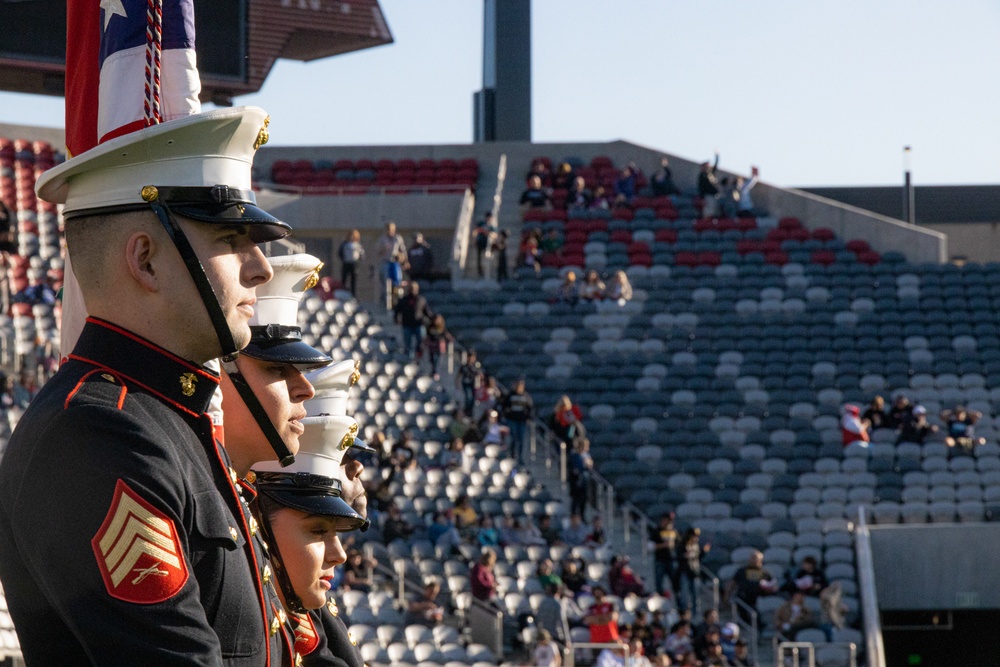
[870,523,1000,610]
[0,123,65,149]
[753,185,948,264]
[921,222,1000,264]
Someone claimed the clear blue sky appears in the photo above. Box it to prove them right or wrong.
[2,0,998,186]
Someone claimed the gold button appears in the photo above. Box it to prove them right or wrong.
[270,617,279,636]
[250,516,258,536]
[246,470,257,483]
[327,598,338,616]
[278,609,287,625]
[229,467,238,484]
[229,526,239,542]
[263,565,272,584]
[261,539,269,552]
[101,373,116,383]
[295,654,303,667]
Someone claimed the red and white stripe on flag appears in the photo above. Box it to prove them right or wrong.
[65,0,201,158]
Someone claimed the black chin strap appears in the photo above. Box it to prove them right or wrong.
[149,201,241,361]
[255,494,307,613]
[225,363,296,466]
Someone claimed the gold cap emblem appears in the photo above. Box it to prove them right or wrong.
[339,422,359,451]
[228,526,239,542]
[253,116,270,150]
[303,262,324,291]
[179,372,198,397]
[140,185,159,202]
[350,359,361,386]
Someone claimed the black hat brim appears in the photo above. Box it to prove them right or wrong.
[171,201,290,243]
[259,488,365,529]
[242,339,332,370]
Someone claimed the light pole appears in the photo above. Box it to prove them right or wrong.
[902,146,915,225]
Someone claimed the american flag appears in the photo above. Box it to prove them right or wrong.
[65,0,202,157]
[62,0,203,356]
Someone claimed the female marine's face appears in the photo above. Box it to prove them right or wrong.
[269,508,349,609]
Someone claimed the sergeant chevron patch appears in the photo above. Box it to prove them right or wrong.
[91,479,188,604]
[290,611,319,655]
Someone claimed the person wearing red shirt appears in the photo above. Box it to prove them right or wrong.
[585,586,620,643]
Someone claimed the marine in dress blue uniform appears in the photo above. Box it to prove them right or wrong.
[0,107,295,666]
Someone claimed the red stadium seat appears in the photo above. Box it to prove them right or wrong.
[846,239,871,253]
[654,229,678,243]
[811,227,835,241]
[811,250,836,266]
[697,251,721,267]
[610,230,632,243]
[857,251,881,265]
[765,251,789,266]
[778,217,803,230]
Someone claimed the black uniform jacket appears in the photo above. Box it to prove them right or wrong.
[292,598,364,667]
[0,318,291,666]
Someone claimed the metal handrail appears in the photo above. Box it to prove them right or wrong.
[777,640,858,667]
[855,507,885,667]
[730,596,760,665]
[565,641,631,667]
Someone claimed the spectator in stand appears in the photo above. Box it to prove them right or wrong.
[528,158,551,184]
[538,515,564,547]
[12,277,56,306]
[774,591,817,638]
[540,228,564,258]
[650,158,680,197]
[405,578,447,627]
[0,201,13,253]
[819,581,849,640]
[552,395,586,446]
[553,162,575,191]
[692,609,721,652]
[341,548,375,593]
[457,351,483,412]
[532,629,563,667]
[610,555,647,598]
[393,281,432,358]
[568,438,594,519]
[587,514,607,546]
[675,528,709,616]
[376,220,408,302]
[736,166,761,218]
[382,503,415,545]
[473,212,496,278]
[337,229,364,295]
[863,395,889,431]
[423,313,452,381]
[783,555,828,597]
[480,408,510,451]
[726,550,778,624]
[478,515,500,548]
[700,640,727,667]
[941,405,986,455]
[440,436,468,470]
[580,270,606,301]
[590,186,611,210]
[470,549,499,604]
[556,271,579,305]
[407,232,434,281]
[585,586,620,644]
[604,270,634,305]
[537,558,564,590]
[560,558,589,597]
[515,517,548,547]
[521,175,552,211]
[475,375,503,423]
[453,494,478,533]
[886,394,913,430]
[662,621,694,663]
[615,166,638,204]
[840,404,870,447]
[629,609,654,656]
[730,639,757,667]
[493,229,510,282]
[719,623,740,663]
[499,515,520,547]
[568,176,593,210]
[897,404,938,445]
[626,637,653,667]
[521,234,542,275]
[429,511,462,554]
[697,152,721,218]
[562,513,591,547]
[719,177,739,219]
[501,378,534,460]
[650,513,680,597]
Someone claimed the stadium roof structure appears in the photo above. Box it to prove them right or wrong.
[0,0,393,104]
